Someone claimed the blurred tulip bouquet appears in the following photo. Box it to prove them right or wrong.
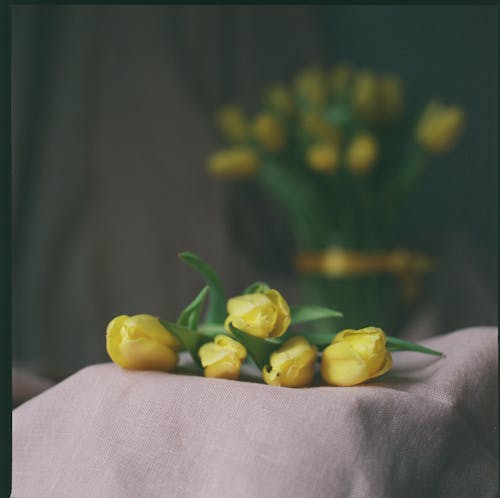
[207,64,465,332]
[106,252,442,387]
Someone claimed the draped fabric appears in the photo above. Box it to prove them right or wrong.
[11,328,499,498]
[12,6,325,378]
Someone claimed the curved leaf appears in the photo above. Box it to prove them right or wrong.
[179,252,226,323]
[177,286,209,329]
[229,324,278,370]
[284,331,443,357]
[198,323,226,336]
[160,320,213,369]
[385,337,443,357]
[291,305,343,326]
[242,281,271,295]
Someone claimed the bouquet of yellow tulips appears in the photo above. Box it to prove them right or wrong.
[207,64,465,333]
[106,252,442,387]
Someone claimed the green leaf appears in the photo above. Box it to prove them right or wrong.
[229,324,278,370]
[291,305,343,326]
[284,331,443,357]
[385,337,443,357]
[179,252,226,323]
[198,323,226,336]
[160,320,213,369]
[242,281,271,294]
[177,286,209,329]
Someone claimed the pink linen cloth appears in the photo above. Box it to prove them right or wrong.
[12,327,498,498]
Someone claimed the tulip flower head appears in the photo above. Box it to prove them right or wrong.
[301,112,341,144]
[345,133,379,175]
[294,68,327,106]
[380,75,404,121]
[216,105,248,143]
[352,71,379,122]
[207,147,260,180]
[307,142,340,173]
[253,112,285,152]
[224,289,291,339]
[263,336,317,388]
[106,314,181,372]
[416,100,465,154]
[198,335,247,380]
[266,84,294,116]
[321,327,392,386]
[329,63,352,94]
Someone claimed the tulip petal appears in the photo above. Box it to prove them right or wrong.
[227,293,279,338]
[321,342,370,386]
[119,337,178,371]
[125,315,181,352]
[198,342,230,367]
[106,315,128,366]
[264,290,291,337]
[369,351,393,380]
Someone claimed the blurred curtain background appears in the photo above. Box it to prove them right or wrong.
[12,6,496,380]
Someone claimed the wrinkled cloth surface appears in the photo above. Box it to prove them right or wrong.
[12,327,498,498]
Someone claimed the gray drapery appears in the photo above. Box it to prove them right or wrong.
[12,6,496,379]
[12,6,326,378]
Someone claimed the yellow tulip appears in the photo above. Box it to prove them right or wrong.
[253,112,285,151]
[207,148,260,179]
[266,84,294,116]
[380,75,403,121]
[321,327,392,386]
[262,336,317,388]
[416,100,465,154]
[345,133,379,175]
[198,335,247,380]
[300,112,341,144]
[294,68,327,106]
[215,105,248,142]
[106,314,181,372]
[352,71,379,122]
[329,63,351,93]
[307,143,340,173]
[224,289,291,339]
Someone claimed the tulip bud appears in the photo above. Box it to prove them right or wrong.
[215,105,248,142]
[307,143,340,173]
[329,63,352,93]
[198,335,247,380]
[416,100,465,154]
[352,71,379,122]
[207,148,260,180]
[106,314,181,372]
[380,75,404,121]
[224,289,291,339]
[321,327,392,386]
[262,336,317,388]
[265,84,294,116]
[253,112,285,152]
[300,112,341,144]
[345,133,379,175]
[294,68,327,106]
